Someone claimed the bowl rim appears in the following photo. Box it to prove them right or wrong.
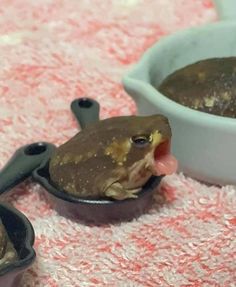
[123,20,236,128]
[0,203,36,277]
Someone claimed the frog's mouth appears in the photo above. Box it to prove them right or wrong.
[124,140,177,190]
[153,140,178,176]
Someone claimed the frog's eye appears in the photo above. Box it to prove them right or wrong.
[131,134,151,147]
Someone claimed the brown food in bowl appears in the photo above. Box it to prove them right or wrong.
[0,219,18,268]
[158,57,236,118]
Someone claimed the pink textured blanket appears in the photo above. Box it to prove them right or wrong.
[0,0,235,286]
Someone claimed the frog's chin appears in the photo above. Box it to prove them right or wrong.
[121,141,178,190]
[122,156,154,190]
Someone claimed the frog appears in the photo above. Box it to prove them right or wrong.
[49,115,177,200]
[0,219,18,268]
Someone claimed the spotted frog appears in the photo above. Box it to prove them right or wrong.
[49,115,177,200]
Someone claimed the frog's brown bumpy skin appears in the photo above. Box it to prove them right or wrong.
[49,115,171,200]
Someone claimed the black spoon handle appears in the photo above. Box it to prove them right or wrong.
[0,142,56,194]
[71,97,100,129]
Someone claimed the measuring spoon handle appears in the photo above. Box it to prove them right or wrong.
[0,142,56,194]
[71,98,100,129]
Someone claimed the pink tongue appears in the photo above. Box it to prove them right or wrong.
[155,154,178,176]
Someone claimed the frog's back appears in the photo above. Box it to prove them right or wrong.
[49,130,115,198]
[48,117,135,197]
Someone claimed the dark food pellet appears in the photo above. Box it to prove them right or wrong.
[158,57,236,118]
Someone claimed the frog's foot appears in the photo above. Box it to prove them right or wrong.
[105,182,140,200]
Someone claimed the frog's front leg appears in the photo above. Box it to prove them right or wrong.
[105,182,140,200]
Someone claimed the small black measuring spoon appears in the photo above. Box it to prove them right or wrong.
[33,97,163,224]
[0,203,36,287]
[0,143,54,286]
[0,98,162,224]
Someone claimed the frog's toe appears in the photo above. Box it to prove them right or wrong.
[125,189,140,199]
[105,182,127,200]
[105,183,139,200]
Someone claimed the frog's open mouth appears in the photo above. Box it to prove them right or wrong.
[120,139,178,191]
[153,140,178,176]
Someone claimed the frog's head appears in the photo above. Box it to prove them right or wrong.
[103,115,178,196]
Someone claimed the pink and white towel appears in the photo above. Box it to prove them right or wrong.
[0,0,235,286]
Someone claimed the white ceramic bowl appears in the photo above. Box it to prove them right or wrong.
[123,0,236,185]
